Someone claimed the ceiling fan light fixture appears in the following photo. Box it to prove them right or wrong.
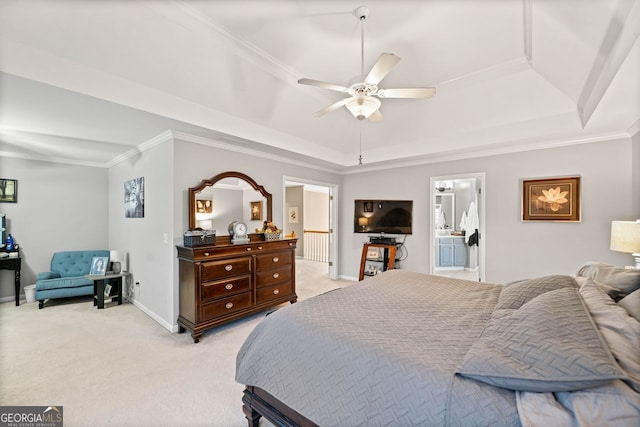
[345,95,380,120]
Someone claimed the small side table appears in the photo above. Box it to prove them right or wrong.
[87,273,130,309]
[0,253,21,306]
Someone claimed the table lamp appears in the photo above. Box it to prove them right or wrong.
[610,220,640,269]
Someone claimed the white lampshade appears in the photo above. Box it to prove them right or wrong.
[345,95,381,120]
[610,220,640,268]
[109,250,123,262]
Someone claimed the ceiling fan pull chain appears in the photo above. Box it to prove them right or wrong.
[360,14,365,77]
[359,121,363,165]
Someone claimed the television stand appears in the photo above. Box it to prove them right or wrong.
[359,243,396,281]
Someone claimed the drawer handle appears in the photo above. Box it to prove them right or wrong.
[272,272,280,279]
[288,242,293,246]
[273,289,280,295]
[273,257,279,263]
[203,252,210,256]
[246,247,252,251]
[257,246,263,250]
[225,283,234,290]
[225,302,234,309]
[225,265,233,271]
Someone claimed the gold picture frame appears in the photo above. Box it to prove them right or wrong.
[196,199,212,213]
[522,176,581,222]
[250,201,262,221]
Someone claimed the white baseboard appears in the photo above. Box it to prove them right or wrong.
[130,298,177,332]
[339,275,359,282]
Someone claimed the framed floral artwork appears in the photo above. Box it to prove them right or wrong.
[522,176,580,222]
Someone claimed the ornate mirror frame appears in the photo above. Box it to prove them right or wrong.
[188,171,272,231]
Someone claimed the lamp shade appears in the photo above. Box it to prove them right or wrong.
[109,250,123,262]
[610,220,640,254]
[345,95,381,120]
[358,217,369,226]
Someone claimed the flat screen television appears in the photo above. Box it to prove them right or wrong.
[354,200,413,234]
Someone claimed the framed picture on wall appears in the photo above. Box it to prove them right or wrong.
[124,177,144,218]
[250,201,262,220]
[197,199,212,213]
[0,179,17,203]
[288,207,299,223]
[522,176,581,222]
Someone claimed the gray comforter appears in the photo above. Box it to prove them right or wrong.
[236,270,519,426]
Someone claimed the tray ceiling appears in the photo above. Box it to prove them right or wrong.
[1,0,638,172]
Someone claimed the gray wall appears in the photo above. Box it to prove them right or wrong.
[108,141,175,329]
[2,133,637,329]
[340,137,637,283]
[0,157,108,301]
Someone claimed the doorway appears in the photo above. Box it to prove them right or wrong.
[429,173,486,282]
[283,177,338,280]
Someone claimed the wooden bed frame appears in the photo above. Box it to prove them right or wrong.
[242,386,318,427]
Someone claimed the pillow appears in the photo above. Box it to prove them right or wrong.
[576,262,640,297]
[574,275,627,302]
[456,287,627,392]
[618,289,640,322]
[579,278,640,392]
[495,275,577,310]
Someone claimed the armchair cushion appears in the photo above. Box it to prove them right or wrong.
[36,271,61,280]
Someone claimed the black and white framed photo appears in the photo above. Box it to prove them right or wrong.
[104,284,112,297]
[124,177,145,218]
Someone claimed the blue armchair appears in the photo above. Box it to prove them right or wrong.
[35,250,109,308]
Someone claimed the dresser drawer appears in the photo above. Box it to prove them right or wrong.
[202,276,251,301]
[256,283,294,305]
[255,250,292,270]
[256,267,292,288]
[202,292,251,321]
[200,257,251,282]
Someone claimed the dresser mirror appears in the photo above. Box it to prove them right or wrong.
[188,171,272,235]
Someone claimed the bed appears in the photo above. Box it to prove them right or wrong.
[236,263,640,426]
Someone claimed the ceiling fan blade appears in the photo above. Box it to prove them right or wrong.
[298,78,348,93]
[368,110,383,122]
[377,87,436,99]
[313,98,350,117]
[364,53,401,85]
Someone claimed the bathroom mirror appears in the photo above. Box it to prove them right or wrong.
[188,171,272,235]
[434,193,455,231]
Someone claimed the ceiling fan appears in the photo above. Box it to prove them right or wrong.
[298,5,436,122]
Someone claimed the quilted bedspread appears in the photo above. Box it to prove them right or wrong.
[236,270,520,426]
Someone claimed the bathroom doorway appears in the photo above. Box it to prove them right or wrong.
[429,173,486,282]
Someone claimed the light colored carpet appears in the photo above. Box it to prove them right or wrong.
[0,260,352,427]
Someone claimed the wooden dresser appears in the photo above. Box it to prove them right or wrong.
[176,237,297,343]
